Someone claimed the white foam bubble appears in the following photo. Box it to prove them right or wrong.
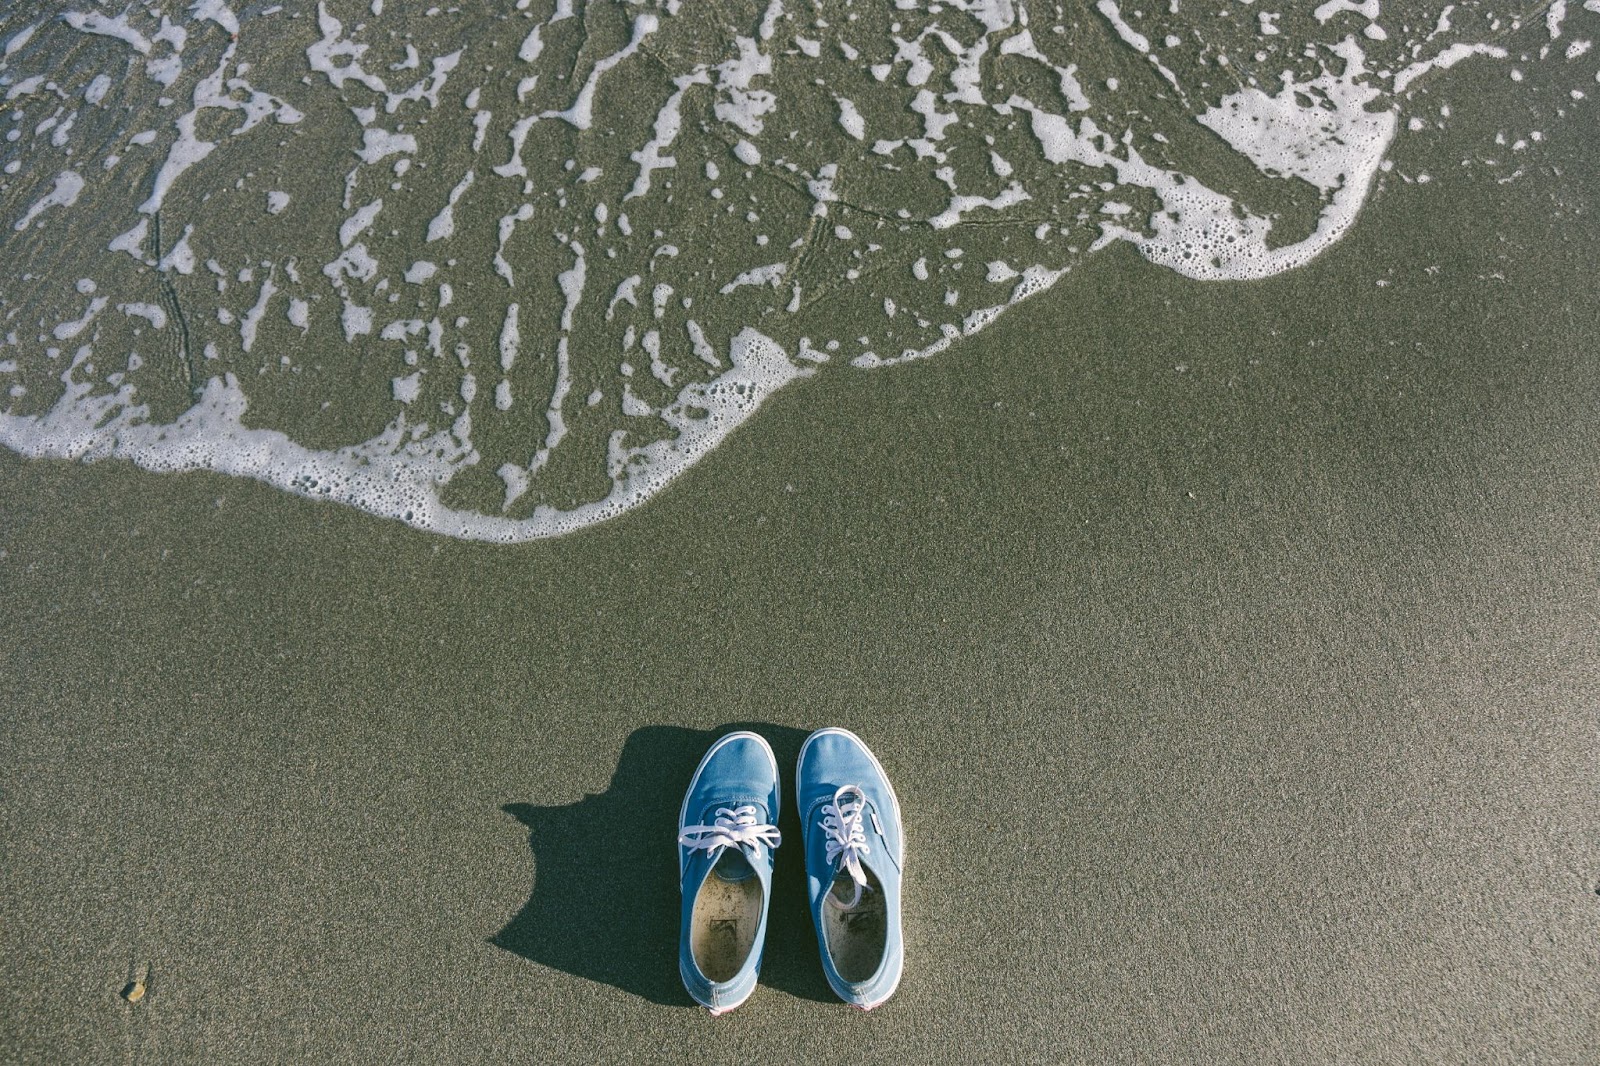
[117,302,167,329]
[109,219,150,261]
[720,263,788,294]
[239,276,278,353]
[498,304,520,372]
[341,302,373,341]
[1394,42,1508,93]
[14,171,84,232]
[62,10,152,54]
[356,128,416,164]
[53,297,109,340]
[3,21,39,58]
[836,97,866,140]
[1547,0,1568,40]
[85,74,113,106]
[427,170,474,242]
[159,225,196,275]
[625,69,709,200]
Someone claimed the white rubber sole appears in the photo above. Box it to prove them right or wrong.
[678,730,777,1015]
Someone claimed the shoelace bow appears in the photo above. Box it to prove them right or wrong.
[820,785,873,908]
[678,805,781,857]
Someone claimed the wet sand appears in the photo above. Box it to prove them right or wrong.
[3,65,1599,1066]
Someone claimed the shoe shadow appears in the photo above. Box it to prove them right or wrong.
[492,723,837,1006]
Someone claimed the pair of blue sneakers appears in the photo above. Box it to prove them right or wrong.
[676,728,904,1015]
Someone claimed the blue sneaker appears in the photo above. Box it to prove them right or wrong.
[796,727,904,1010]
[676,731,782,1015]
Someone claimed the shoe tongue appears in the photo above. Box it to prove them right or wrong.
[712,847,755,883]
[827,867,866,907]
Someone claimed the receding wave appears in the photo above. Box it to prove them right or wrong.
[0,0,1591,539]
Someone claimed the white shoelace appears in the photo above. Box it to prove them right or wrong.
[678,805,781,858]
[820,785,872,908]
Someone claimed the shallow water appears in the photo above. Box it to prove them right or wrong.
[1,0,1593,540]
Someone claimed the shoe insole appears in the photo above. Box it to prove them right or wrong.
[822,866,888,983]
[690,852,764,982]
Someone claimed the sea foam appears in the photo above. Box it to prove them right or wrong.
[0,0,1591,540]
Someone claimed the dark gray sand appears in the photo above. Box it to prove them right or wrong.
[4,72,1600,1066]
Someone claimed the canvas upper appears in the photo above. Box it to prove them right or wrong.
[677,731,781,1015]
[796,727,904,1010]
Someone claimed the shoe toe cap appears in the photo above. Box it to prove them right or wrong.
[799,730,882,789]
[685,734,780,820]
